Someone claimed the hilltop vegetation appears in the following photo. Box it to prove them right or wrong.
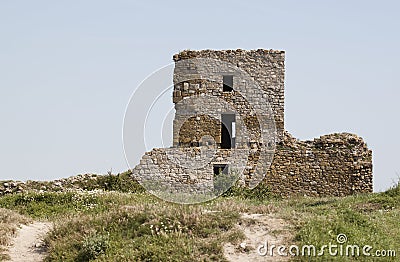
[0,174,398,261]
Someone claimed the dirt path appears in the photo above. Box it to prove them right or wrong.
[224,213,292,262]
[7,222,52,262]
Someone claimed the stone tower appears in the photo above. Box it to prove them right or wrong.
[171,49,285,145]
[132,49,373,201]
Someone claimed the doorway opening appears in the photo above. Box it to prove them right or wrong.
[221,114,235,149]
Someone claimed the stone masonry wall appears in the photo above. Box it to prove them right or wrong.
[132,131,373,197]
[131,49,373,198]
[172,49,285,143]
[267,132,373,197]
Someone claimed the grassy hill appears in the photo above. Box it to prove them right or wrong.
[0,174,398,261]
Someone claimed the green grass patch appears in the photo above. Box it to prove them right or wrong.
[0,177,398,261]
[44,195,243,261]
[280,182,400,261]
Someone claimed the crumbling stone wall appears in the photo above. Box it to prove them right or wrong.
[267,132,372,197]
[133,131,373,197]
[133,147,248,195]
[131,49,373,197]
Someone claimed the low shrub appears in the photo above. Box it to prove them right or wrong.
[222,180,277,201]
[78,232,110,261]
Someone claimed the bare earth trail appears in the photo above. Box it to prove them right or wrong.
[224,213,292,262]
[7,222,52,262]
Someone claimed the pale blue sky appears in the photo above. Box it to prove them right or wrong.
[0,0,399,191]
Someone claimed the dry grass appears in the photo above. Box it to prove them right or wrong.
[43,194,248,261]
[0,179,398,261]
[0,208,31,260]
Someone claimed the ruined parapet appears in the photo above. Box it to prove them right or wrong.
[132,147,250,203]
[267,132,373,197]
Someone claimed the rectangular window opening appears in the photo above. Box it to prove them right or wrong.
[223,75,233,92]
[213,164,228,176]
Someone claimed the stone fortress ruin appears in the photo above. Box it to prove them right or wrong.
[132,49,373,200]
